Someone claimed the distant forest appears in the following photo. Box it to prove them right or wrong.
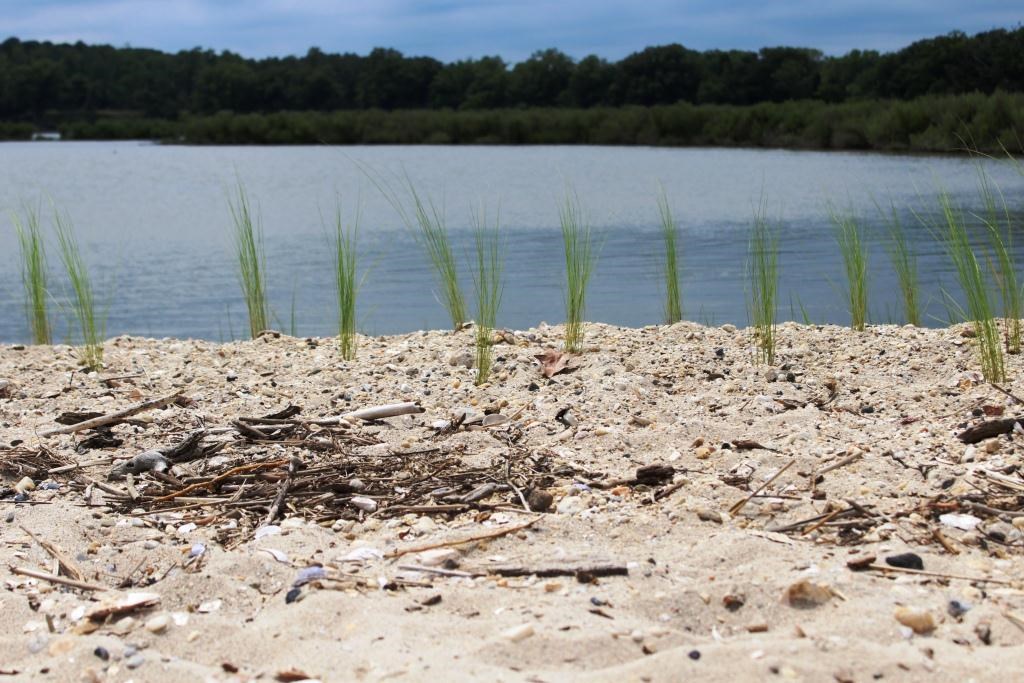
[0,27,1022,150]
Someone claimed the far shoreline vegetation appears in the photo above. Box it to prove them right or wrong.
[0,27,1022,151]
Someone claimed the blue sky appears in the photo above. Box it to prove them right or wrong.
[2,0,1021,62]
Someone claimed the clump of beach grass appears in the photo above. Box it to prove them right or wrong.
[940,190,1005,382]
[560,189,597,353]
[470,204,503,385]
[53,208,104,370]
[747,204,779,365]
[831,207,869,331]
[657,189,682,324]
[975,169,1021,353]
[364,165,467,331]
[12,204,51,344]
[331,203,360,360]
[229,183,269,338]
[879,204,921,326]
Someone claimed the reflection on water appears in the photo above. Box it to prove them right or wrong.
[0,142,1021,342]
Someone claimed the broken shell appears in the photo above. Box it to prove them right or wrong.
[784,580,833,608]
[86,592,161,621]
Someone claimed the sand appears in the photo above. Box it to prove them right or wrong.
[1,321,1023,682]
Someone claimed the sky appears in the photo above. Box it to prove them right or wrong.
[2,0,1021,63]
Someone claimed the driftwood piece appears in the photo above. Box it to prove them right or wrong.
[41,393,182,437]
[386,515,542,559]
[958,418,1023,444]
[486,564,628,578]
[10,565,109,591]
[342,402,425,422]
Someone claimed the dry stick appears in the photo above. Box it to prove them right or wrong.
[729,459,795,516]
[817,451,863,476]
[931,527,961,555]
[10,566,109,591]
[863,563,1015,585]
[40,392,182,437]
[19,526,85,581]
[48,458,111,474]
[990,382,1024,405]
[152,459,289,503]
[397,564,481,578]
[386,515,543,559]
[486,564,628,578]
[264,458,299,526]
[342,402,425,422]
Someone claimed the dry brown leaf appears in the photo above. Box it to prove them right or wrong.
[535,350,576,378]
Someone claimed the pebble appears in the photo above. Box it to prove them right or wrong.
[885,552,924,570]
[125,654,145,669]
[93,646,110,661]
[894,607,936,634]
[502,623,535,642]
[14,476,36,494]
[111,616,136,634]
[556,495,586,515]
[526,489,554,513]
[350,496,378,513]
[696,508,723,524]
[145,613,170,633]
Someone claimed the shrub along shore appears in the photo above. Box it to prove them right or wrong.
[1,91,1021,153]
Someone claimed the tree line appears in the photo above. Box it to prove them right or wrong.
[1,26,1022,121]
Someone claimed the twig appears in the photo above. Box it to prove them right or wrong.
[264,457,299,526]
[990,382,1024,405]
[386,515,542,559]
[729,459,794,516]
[931,527,960,555]
[342,402,425,422]
[485,564,628,578]
[397,564,480,578]
[10,565,109,591]
[817,451,863,476]
[862,563,1015,585]
[40,393,181,437]
[152,459,289,503]
[19,526,84,581]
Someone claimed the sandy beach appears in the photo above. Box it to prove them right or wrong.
[2,321,1023,682]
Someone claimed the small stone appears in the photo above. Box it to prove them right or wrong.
[694,446,713,460]
[886,553,924,570]
[145,613,170,634]
[110,616,136,635]
[526,489,554,513]
[125,653,145,669]
[350,496,378,513]
[556,495,585,515]
[894,607,936,634]
[846,554,876,570]
[696,508,722,524]
[947,600,972,618]
[502,623,535,642]
[93,646,110,661]
[721,324,737,333]
[688,650,701,661]
[14,477,35,494]
[722,593,745,611]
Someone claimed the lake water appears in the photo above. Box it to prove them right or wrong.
[1,142,1022,343]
